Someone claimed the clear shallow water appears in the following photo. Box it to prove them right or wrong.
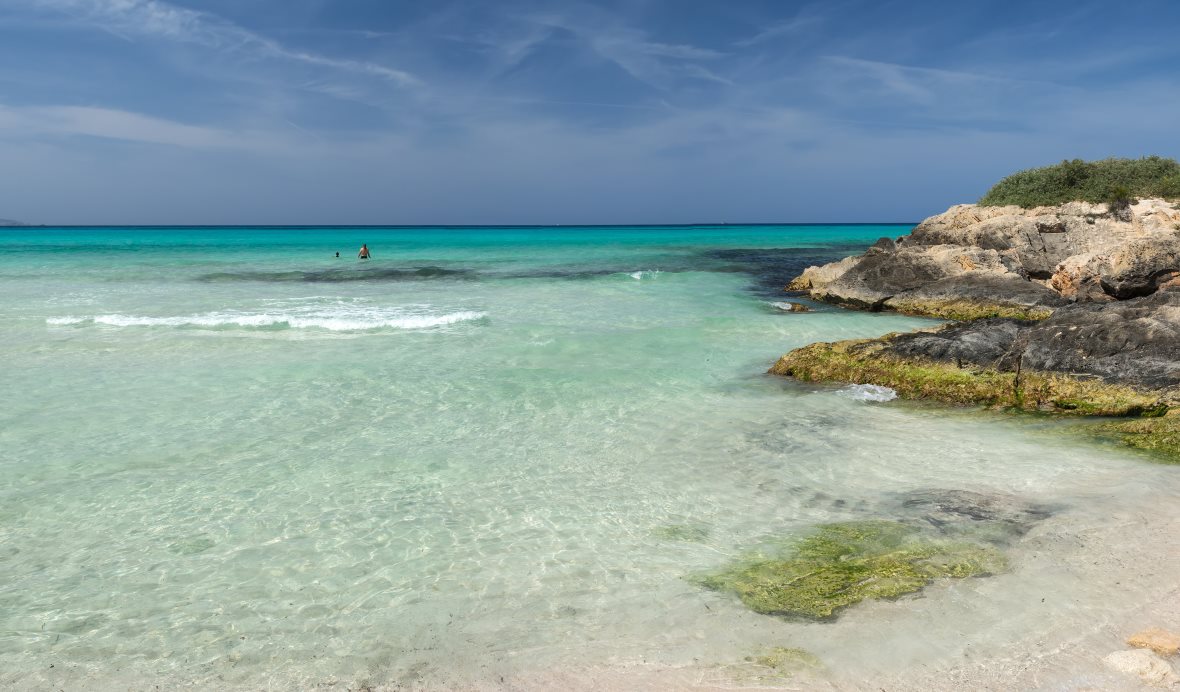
[2,225,1179,690]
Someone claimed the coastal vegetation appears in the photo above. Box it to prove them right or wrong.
[978,156,1180,208]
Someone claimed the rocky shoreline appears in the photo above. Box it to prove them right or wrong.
[776,198,1180,461]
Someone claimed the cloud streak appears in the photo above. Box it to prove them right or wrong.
[24,0,420,86]
[0,103,252,148]
[1,0,1179,224]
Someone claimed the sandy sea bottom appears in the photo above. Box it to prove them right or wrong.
[2,226,1178,690]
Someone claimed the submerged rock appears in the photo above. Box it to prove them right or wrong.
[896,489,1055,542]
[696,520,1007,621]
[1128,628,1180,658]
[745,647,824,674]
[1102,649,1180,688]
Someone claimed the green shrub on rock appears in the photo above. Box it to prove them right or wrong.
[1157,173,1180,200]
[979,156,1180,208]
[1107,185,1135,221]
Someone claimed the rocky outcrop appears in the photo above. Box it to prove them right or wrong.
[790,199,1180,318]
[773,198,1180,462]
[774,291,1180,394]
[886,291,1180,391]
[770,331,1171,417]
[769,291,1180,460]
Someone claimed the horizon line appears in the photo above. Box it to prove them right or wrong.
[3,221,919,229]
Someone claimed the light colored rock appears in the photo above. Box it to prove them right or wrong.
[1102,649,1180,688]
[1129,628,1180,657]
[792,198,1180,317]
[787,255,858,291]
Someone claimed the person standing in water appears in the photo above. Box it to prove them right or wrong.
[358,244,371,259]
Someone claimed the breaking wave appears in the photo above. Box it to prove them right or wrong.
[837,384,898,402]
[46,307,486,332]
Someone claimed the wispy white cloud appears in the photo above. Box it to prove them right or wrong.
[822,56,1055,108]
[525,10,726,90]
[680,64,735,87]
[3,0,1180,225]
[735,15,822,47]
[0,103,252,148]
[22,0,421,86]
[587,31,727,87]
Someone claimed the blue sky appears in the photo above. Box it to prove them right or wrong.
[1,0,1178,224]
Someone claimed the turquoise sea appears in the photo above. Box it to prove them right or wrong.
[3,225,1179,690]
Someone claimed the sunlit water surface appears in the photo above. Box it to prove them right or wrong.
[2,226,1178,690]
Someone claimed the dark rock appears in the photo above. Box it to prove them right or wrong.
[1018,292,1180,388]
[883,274,1066,318]
[1098,237,1180,299]
[1036,221,1067,233]
[888,318,1024,366]
[815,248,963,309]
[885,291,1180,389]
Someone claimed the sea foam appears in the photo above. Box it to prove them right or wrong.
[47,308,486,332]
[837,384,898,402]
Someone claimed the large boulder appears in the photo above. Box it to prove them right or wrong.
[794,198,1180,318]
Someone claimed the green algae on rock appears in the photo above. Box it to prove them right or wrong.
[885,298,1053,322]
[696,521,1007,620]
[770,337,1169,417]
[1095,415,1180,464]
[703,646,826,686]
[746,646,824,673]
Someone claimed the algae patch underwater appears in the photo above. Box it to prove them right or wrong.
[1095,414,1180,464]
[696,520,1007,620]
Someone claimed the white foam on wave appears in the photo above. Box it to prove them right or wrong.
[768,301,812,312]
[47,308,486,332]
[629,270,661,280]
[837,384,898,402]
